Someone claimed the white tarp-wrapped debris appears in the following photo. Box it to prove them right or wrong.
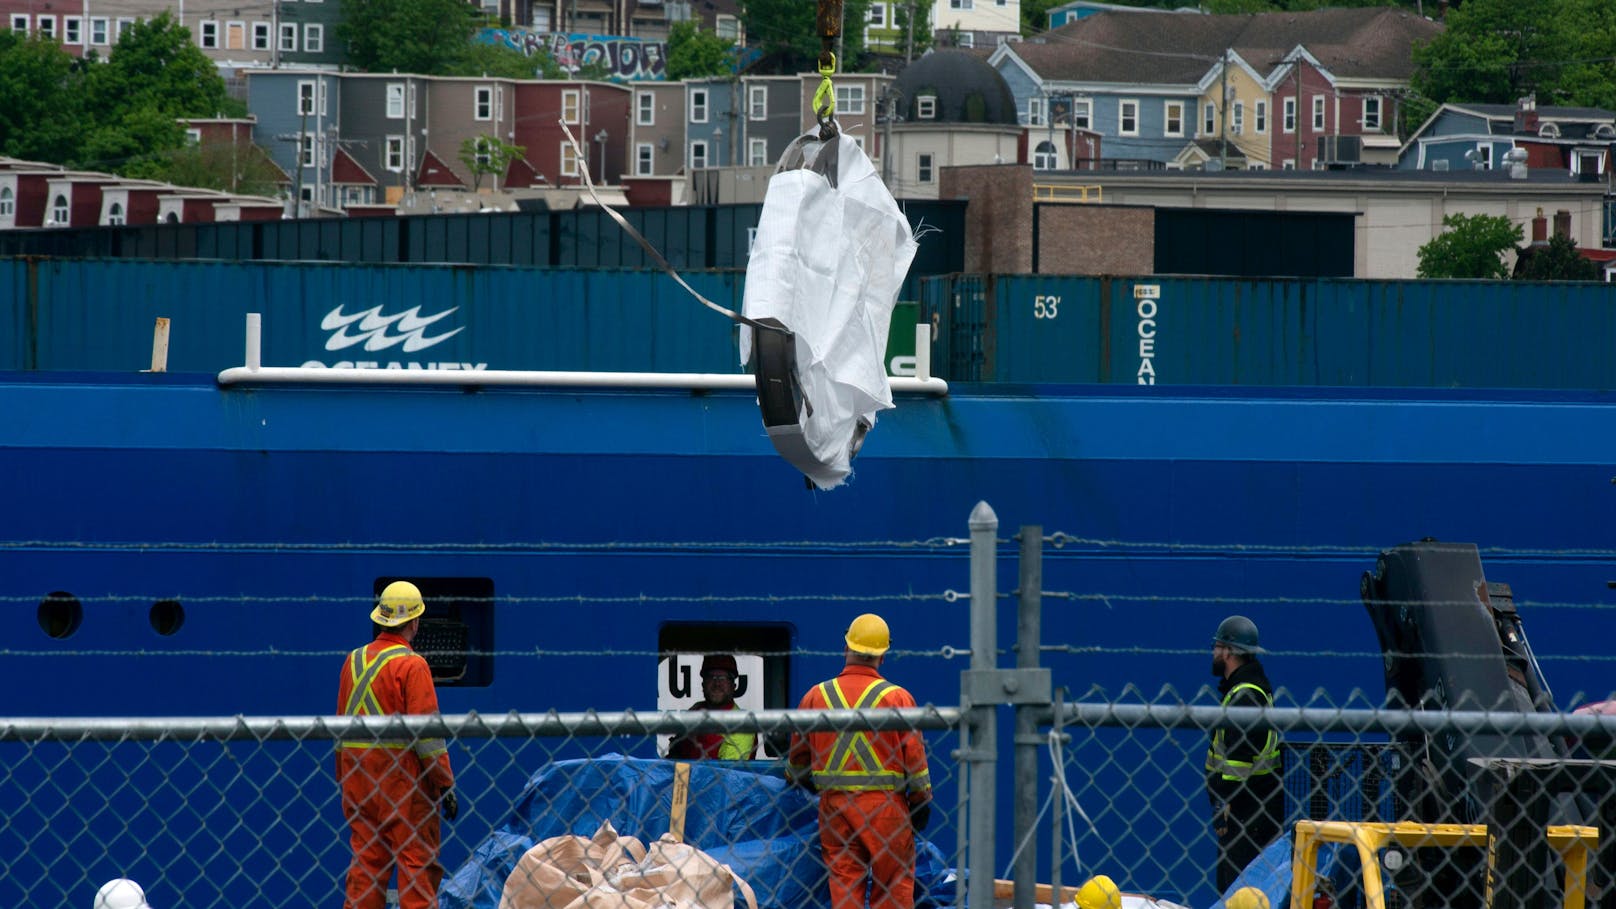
[740,132,918,490]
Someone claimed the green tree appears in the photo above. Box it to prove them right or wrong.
[338,0,476,74]
[0,32,83,162]
[80,14,243,123]
[666,21,734,80]
[1513,233,1600,281]
[1417,213,1523,279]
[142,140,288,196]
[893,0,934,57]
[1411,0,1616,107]
[741,0,872,74]
[448,41,563,78]
[458,134,525,190]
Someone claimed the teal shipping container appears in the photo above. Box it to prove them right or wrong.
[923,274,1616,389]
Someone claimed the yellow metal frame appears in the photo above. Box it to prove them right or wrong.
[1032,184,1103,203]
[1290,820,1599,909]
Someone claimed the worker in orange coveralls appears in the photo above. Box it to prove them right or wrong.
[788,613,932,909]
[336,580,458,909]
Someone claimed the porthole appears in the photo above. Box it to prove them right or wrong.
[150,599,185,636]
[38,592,83,639]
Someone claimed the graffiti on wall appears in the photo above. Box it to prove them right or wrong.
[479,29,666,81]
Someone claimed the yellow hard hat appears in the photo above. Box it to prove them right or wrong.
[372,580,425,627]
[1227,887,1270,909]
[1074,875,1121,909]
[844,613,891,656]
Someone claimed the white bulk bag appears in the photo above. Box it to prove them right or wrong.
[740,132,918,490]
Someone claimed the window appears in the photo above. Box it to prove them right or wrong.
[199,20,218,47]
[917,95,936,119]
[1118,99,1138,136]
[562,89,581,124]
[65,16,81,44]
[279,23,297,51]
[51,194,68,224]
[386,136,404,171]
[690,140,708,169]
[252,22,269,49]
[107,202,124,225]
[36,16,54,38]
[561,141,580,176]
[1203,102,1215,135]
[1027,97,1045,126]
[1247,161,1266,171]
[1363,96,1381,131]
[116,18,134,39]
[1232,101,1244,136]
[473,137,492,167]
[8,14,25,33]
[917,152,934,183]
[715,15,738,39]
[304,22,322,51]
[1473,144,1492,169]
[869,3,885,26]
[748,138,767,166]
[387,83,405,118]
[1255,101,1267,134]
[301,134,315,167]
[689,88,708,123]
[950,0,973,8]
[185,128,202,144]
[475,86,494,120]
[1312,95,1324,131]
[1070,99,1090,130]
[636,143,653,175]
[748,85,766,121]
[1164,101,1183,137]
[1283,98,1296,133]
[1282,159,1296,170]
[1033,140,1057,170]
[91,18,108,43]
[0,187,13,216]
[957,32,974,47]
[835,84,865,114]
[297,81,316,115]
[637,91,654,126]
[226,21,244,49]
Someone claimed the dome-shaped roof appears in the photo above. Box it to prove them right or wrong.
[892,50,1019,126]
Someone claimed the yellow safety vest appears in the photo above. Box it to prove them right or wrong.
[1204,681,1280,781]
[339,644,447,761]
[810,678,913,792]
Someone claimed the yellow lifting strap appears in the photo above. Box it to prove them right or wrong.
[813,0,843,138]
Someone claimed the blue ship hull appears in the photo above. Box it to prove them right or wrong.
[5,372,1616,907]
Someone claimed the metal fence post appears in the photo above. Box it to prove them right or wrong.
[967,500,998,909]
[1012,525,1042,909]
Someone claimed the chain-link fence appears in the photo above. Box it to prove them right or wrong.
[10,505,1616,909]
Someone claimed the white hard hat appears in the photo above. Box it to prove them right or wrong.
[94,879,152,909]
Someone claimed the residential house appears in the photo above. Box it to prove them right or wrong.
[992,7,1439,170]
[884,49,1020,199]
[2,0,289,67]
[245,71,343,215]
[795,72,894,160]
[0,157,282,227]
[179,117,291,196]
[1399,96,1616,179]
[930,0,1020,50]
[325,76,430,206]
[627,81,688,190]
[509,81,631,186]
[274,0,341,68]
[740,76,808,168]
[99,181,171,225]
[1045,0,1195,29]
[686,77,741,169]
[0,160,57,229]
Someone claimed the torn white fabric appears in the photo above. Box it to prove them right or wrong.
[739,133,918,490]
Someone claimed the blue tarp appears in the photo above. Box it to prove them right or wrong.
[1207,833,1351,909]
[441,755,957,909]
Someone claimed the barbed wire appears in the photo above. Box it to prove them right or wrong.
[0,536,972,553]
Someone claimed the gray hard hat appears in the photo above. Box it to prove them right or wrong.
[1213,615,1264,655]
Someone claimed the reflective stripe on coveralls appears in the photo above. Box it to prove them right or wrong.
[1204,682,1280,780]
[341,644,448,761]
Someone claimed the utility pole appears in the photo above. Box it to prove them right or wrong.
[1219,47,1229,169]
[1294,58,1302,168]
[904,0,916,64]
[881,87,899,187]
[1045,90,1054,169]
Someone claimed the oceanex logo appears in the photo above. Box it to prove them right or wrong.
[300,304,487,370]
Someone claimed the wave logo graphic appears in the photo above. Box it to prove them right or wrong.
[321,304,465,353]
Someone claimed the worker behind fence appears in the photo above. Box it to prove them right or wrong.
[787,613,933,909]
[1205,615,1283,894]
[668,653,760,760]
[336,581,459,909]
